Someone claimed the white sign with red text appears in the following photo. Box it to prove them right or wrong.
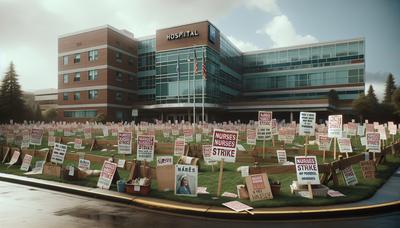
[210,129,238,163]
[295,156,320,185]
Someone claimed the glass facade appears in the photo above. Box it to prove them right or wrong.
[138,38,156,102]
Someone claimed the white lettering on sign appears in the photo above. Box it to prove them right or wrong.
[166,30,199,40]
[299,112,316,136]
[295,156,320,185]
[210,129,238,163]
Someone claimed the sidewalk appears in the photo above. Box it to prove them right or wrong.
[0,168,399,220]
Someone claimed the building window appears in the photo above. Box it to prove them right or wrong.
[63,74,68,83]
[74,54,81,63]
[63,92,68,100]
[116,111,123,120]
[116,52,122,63]
[128,57,134,65]
[63,56,68,65]
[88,70,98,80]
[88,90,98,100]
[74,92,80,100]
[88,50,99,61]
[116,71,123,81]
[116,92,123,101]
[74,72,80,81]
[64,110,97,118]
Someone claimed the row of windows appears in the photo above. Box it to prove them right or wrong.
[243,68,364,91]
[62,70,135,84]
[63,50,99,65]
[62,90,134,101]
[243,40,364,67]
[138,38,156,54]
[138,52,155,71]
[244,90,363,101]
[64,110,97,118]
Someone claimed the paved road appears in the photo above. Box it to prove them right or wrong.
[0,181,399,228]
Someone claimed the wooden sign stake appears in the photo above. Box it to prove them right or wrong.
[304,135,309,156]
[308,181,313,199]
[272,134,275,147]
[373,151,376,162]
[245,210,254,215]
[217,159,224,196]
[262,137,266,159]
[323,150,326,163]
[333,137,337,160]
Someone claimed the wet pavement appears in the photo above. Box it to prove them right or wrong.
[1,181,399,228]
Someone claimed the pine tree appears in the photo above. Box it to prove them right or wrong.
[366,85,379,105]
[352,93,372,122]
[383,73,396,103]
[0,62,27,123]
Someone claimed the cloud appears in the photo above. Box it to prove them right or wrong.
[259,15,318,48]
[227,35,259,52]
[244,0,281,15]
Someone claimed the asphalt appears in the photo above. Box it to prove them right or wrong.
[0,168,399,220]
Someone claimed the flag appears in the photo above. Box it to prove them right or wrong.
[201,49,207,80]
[193,49,198,76]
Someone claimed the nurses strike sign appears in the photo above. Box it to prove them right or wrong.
[210,129,238,163]
[118,132,132,154]
[97,161,117,190]
[295,156,320,185]
[137,135,155,161]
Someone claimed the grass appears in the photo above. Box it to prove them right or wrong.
[1,133,399,208]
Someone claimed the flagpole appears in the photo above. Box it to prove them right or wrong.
[177,56,180,103]
[193,49,196,125]
[202,47,205,123]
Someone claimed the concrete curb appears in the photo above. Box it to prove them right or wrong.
[0,173,399,220]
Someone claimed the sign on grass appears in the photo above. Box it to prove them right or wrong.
[78,159,91,170]
[118,132,132,154]
[342,166,358,186]
[202,145,217,166]
[210,129,238,163]
[299,112,316,136]
[175,164,198,197]
[366,132,381,153]
[245,173,273,201]
[276,150,287,163]
[74,138,82,150]
[97,161,117,190]
[137,135,155,161]
[258,111,272,128]
[295,156,320,185]
[337,138,353,153]
[157,156,173,166]
[318,135,332,151]
[174,138,186,156]
[328,115,343,138]
[30,128,43,145]
[48,136,55,147]
[51,143,68,164]
[246,129,256,145]
[20,154,33,171]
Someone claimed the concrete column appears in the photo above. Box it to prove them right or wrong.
[290,112,293,123]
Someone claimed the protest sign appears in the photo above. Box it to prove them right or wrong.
[318,135,331,151]
[50,143,68,164]
[83,127,91,139]
[245,173,273,201]
[175,164,198,197]
[48,135,55,147]
[337,138,353,153]
[328,115,343,138]
[222,201,254,214]
[202,145,217,166]
[295,156,320,185]
[102,127,109,137]
[174,138,186,156]
[276,150,287,163]
[20,154,33,171]
[299,112,316,136]
[118,132,132,154]
[360,160,375,179]
[366,132,381,153]
[117,159,126,168]
[256,127,272,140]
[78,159,91,170]
[74,138,82,150]
[157,156,173,166]
[360,136,367,146]
[210,129,238,163]
[357,125,365,136]
[258,111,272,128]
[246,129,256,145]
[137,135,155,161]
[342,166,358,186]
[97,161,118,189]
[21,134,30,149]
[183,128,193,142]
[30,128,43,145]
[25,160,45,175]
[195,133,202,143]
[6,150,20,167]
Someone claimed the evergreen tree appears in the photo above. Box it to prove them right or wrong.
[0,62,27,123]
[366,85,379,105]
[383,73,396,103]
[352,93,372,122]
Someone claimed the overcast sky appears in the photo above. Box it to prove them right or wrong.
[0,0,399,99]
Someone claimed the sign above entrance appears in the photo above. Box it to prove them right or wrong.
[167,30,199,40]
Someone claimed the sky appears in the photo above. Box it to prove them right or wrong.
[0,0,399,100]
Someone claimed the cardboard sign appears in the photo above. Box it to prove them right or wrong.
[20,154,33,171]
[246,129,257,145]
[48,136,56,147]
[202,145,217,165]
[276,150,287,163]
[347,123,357,136]
[378,127,387,140]
[174,138,186,156]
[30,128,43,145]
[337,138,353,153]
[299,112,316,136]
[78,159,91,170]
[366,132,381,153]
[118,132,132,154]
[360,136,367,146]
[83,128,91,139]
[210,129,238,163]
[50,143,68,164]
[74,138,82,150]
[183,128,193,142]
[195,133,202,143]
[137,135,155,161]
[295,156,320,185]
[117,159,126,168]
[245,173,273,201]
[357,125,365,136]
[256,127,272,140]
[318,135,332,151]
[360,160,375,179]
[222,201,253,213]
[342,166,358,186]
[68,166,75,176]
[97,161,118,189]
[25,160,45,175]
[21,134,30,149]
[366,124,375,133]
[328,115,343,138]
[157,156,173,166]
[258,111,272,128]
[7,150,20,166]
[102,127,109,137]
[175,164,198,197]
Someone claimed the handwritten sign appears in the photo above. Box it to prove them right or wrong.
[342,166,358,186]
[202,145,217,165]
[51,143,68,164]
[276,150,287,163]
[360,160,375,179]
[245,173,273,201]
[299,112,316,136]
